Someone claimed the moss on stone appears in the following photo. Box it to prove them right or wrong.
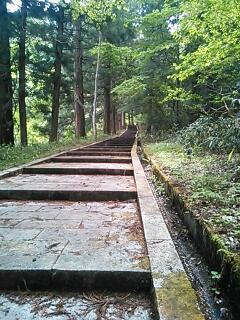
[155,272,205,320]
[134,256,150,270]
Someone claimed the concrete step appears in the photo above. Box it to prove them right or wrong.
[51,156,132,163]
[83,147,132,152]
[98,143,134,146]
[67,151,131,157]
[0,200,150,292]
[0,174,137,201]
[23,162,134,176]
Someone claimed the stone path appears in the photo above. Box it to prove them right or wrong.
[0,128,206,319]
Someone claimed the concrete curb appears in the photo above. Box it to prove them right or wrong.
[131,144,206,320]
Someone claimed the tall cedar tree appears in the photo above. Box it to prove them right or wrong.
[103,74,112,134]
[18,0,28,145]
[74,17,86,137]
[50,6,64,141]
[0,0,14,145]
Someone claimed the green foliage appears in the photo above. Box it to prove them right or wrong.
[175,0,240,83]
[71,0,125,26]
[172,0,240,119]
[5,0,240,152]
[210,271,221,281]
[178,116,240,152]
[112,77,146,112]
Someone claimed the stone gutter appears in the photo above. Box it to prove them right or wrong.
[141,145,240,317]
[131,143,206,320]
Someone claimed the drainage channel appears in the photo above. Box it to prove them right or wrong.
[0,128,205,319]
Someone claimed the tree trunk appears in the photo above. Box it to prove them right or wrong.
[18,0,28,145]
[131,109,134,125]
[92,30,101,140]
[103,74,111,134]
[50,6,64,142]
[0,0,14,145]
[128,112,131,125]
[175,79,181,127]
[121,112,125,128]
[74,17,85,138]
[111,103,116,134]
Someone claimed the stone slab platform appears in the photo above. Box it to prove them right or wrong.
[0,174,136,201]
[0,291,154,320]
[24,162,133,176]
[51,156,132,164]
[0,200,150,291]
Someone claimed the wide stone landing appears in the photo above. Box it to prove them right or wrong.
[0,200,151,291]
[0,174,136,201]
[0,291,155,320]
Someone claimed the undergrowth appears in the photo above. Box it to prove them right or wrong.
[178,116,240,153]
[144,141,240,252]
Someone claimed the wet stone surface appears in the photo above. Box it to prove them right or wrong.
[0,291,155,320]
[0,200,149,274]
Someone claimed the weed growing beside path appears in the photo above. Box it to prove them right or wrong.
[144,141,240,254]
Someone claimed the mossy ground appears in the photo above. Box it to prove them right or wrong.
[144,140,240,256]
[0,133,111,172]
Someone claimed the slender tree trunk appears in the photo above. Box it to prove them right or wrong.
[50,6,64,142]
[18,0,28,145]
[131,109,134,125]
[92,30,101,140]
[111,103,116,134]
[175,79,181,127]
[121,112,125,128]
[0,0,14,145]
[103,73,111,134]
[74,17,85,138]
[128,112,131,125]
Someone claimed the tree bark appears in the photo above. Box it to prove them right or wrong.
[111,103,116,134]
[103,73,112,134]
[50,6,64,142]
[128,112,131,125]
[18,0,28,145]
[74,17,85,138]
[0,0,14,145]
[131,109,134,125]
[92,30,101,140]
[121,112,125,128]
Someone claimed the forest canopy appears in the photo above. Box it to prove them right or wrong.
[0,0,239,152]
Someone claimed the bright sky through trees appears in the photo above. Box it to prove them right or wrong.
[7,0,60,12]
